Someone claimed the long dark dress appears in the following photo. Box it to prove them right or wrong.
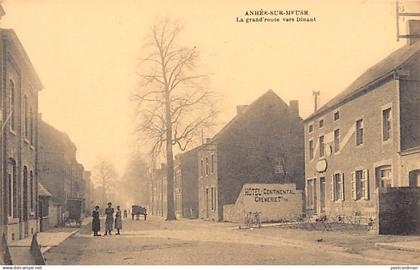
[115,209,122,229]
[105,207,114,232]
[92,209,100,232]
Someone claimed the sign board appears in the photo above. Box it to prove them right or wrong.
[223,183,303,223]
[316,159,327,172]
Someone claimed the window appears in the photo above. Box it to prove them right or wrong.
[319,119,324,128]
[211,154,215,174]
[332,173,344,201]
[210,187,214,210]
[200,159,204,177]
[356,119,364,145]
[382,108,391,141]
[205,157,209,176]
[352,169,369,200]
[319,136,325,158]
[9,80,15,131]
[377,166,392,188]
[309,140,314,160]
[30,171,34,212]
[30,107,34,144]
[334,111,340,121]
[308,124,314,133]
[7,159,18,218]
[7,160,16,218]
[334,129,340,153]
[24,96,29,139]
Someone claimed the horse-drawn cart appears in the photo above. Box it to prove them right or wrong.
[65,198,83,227]
[131,205,147,220]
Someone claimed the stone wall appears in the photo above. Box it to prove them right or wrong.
[223,183,304,223]
[377,187,420,234]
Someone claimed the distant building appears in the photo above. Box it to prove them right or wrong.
[83,171,93,213]
[198,90,305,221]
[303,20,420,228]
[0,29,43,241]
[38,119,86,218]
[174,148,199,219]
[150,164,167,216]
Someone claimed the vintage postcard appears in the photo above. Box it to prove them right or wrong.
[0,0,419,267]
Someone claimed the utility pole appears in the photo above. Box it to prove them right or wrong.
[396,0,420,41]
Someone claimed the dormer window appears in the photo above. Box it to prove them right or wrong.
[319,119,324,128]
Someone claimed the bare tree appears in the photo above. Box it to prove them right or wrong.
[133,19,217,220]
[93,159,118,206]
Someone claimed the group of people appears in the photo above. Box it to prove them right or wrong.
[91,202,123,236]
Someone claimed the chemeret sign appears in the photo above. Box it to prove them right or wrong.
[223,183,304,223]
[244,187,296,202]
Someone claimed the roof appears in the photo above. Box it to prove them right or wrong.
[0,28,43,90]
[38,183,52,197]
[211,89,291,142]
[306,41,420,121]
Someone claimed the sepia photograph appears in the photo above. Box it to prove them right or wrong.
[0,0,419,267]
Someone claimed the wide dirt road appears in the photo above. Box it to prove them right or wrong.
[44,216,419,265]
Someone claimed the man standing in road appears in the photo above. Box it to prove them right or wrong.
[104,202,114,236]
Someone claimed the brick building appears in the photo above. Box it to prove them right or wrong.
[150,164,166,216]
[198,90,304,221]
[174,148,199,219]
[304,20,420,224]
[38,119,86,216]
[0,29,43,241]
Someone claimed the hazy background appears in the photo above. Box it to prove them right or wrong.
[0,0,418,175]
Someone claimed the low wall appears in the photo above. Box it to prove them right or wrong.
[223,183,304,223]
[377,187,420,234]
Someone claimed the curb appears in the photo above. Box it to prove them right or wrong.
[41,229,79,255]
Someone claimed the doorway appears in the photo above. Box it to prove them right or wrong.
[320,177,326,213]
[23,167,29,237]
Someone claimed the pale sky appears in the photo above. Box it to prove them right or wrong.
[1,0,418,174]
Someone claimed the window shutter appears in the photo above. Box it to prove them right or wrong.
[331,175,335,201]
[364,169,369,200]
[341,173,345,201]
[351,172,356,200]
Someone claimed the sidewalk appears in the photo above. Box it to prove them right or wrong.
[9,227,78,254]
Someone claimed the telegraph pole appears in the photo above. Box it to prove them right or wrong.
[396,0,420,42]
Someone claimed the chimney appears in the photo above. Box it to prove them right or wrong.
[289,100,299,117]
[312,91,320,112]
[236,105,248,115]
[407,20,420,46]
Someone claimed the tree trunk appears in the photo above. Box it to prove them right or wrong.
[165,91,176,220]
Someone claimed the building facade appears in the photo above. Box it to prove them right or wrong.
[38,119,86,217]
[174,148,199,219]
[304,20,420,223]
[150,164,167,216]
[198,90,305,221]
[0,29,43,241]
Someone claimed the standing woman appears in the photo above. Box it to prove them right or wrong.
[104,202,114,236]
[92,206,101,236]
[115,205,122,235]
